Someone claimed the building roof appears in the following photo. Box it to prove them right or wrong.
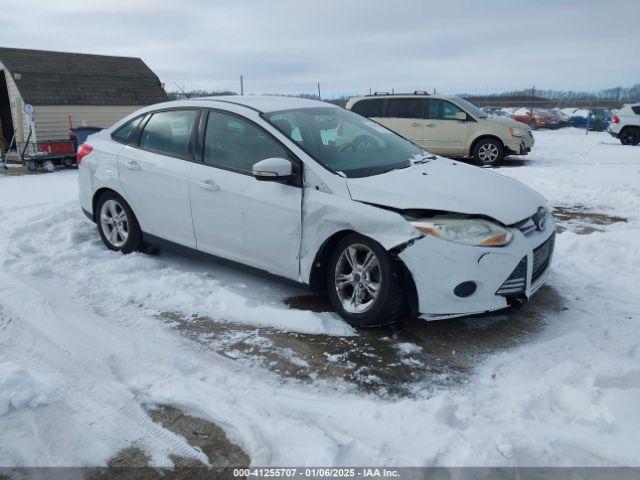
[188,95,332,113]
[0,47,167,106]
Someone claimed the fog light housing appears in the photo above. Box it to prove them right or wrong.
[454,281,477,297]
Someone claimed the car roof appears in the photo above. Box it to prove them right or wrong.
[348,93,458,103]
[185,95,331,113]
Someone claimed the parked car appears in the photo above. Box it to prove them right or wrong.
[607,103,640,145]
[481,107,510,118]
[510,109,561,130]
[550,109,572,127]
[78,96,555,327]
[569,108,611,131]
[346,93,534,166]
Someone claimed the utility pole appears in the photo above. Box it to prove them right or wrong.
[317,82,321,100]
[240,75,244,95]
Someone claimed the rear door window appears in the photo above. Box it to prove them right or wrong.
[631,106,640,115]
[351,99,387,117]
[139,110,198,158]
[387,98,423,119]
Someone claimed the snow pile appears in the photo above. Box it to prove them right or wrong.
[0,355,48,416]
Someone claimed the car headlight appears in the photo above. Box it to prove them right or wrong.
[509,127,526,137]
[410,217,513,247]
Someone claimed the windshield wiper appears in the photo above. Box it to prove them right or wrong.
[411,153,437,165]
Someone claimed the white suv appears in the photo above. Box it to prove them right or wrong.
[78,96,554,327]
[608,103,640,145]
[346,93,534,165]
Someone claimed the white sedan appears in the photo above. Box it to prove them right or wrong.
[78,96,555,327]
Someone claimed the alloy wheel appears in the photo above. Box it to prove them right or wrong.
[100,199,129,248]
[334,244,381,314]
[478,143,500,163]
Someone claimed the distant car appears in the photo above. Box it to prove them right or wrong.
[608,103,640,145]
[482,107,510,118]
[510,109,560,130]
[550,109,572,128]
[570,109,611,131]
[78,96,554,327]
[346,93,534,165]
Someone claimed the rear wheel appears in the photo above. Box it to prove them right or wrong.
[63,156,76,168]
[620,128,640,146]
[473,138,504,166]
[26,160,37,172]
[326,234,406,327]
[96,191,143,253]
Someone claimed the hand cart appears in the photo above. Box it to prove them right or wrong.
[17,139,77,172]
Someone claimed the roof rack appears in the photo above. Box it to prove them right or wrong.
[366,91,432,97]
[413,90,430,95]
[373,91,390,95]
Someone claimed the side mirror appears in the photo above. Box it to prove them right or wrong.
[454,112,467,121]
[252,157,293,182]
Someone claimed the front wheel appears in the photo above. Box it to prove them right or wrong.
[620,128,640,146]
[473,138,504,166]
[96,191,143,254]
[326,234,406,327]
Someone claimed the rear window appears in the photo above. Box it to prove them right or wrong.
[632,106,640,115]
[351,99,386,117]
[112,116,145,144]
[386,98,423,119]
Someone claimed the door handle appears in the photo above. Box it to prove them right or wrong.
[197,179,220,192]
[411,122,422,127]
[126,160,141,171]
[425,123,435,127]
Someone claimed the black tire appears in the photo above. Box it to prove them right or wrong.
[26,160,37,172]
[95,191,143,254]
[326,233,406,327]
[620,128,640,146]
[473,138,504,166]
[62,156,76,168]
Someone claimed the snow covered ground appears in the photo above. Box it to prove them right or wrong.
[0,128,639,467]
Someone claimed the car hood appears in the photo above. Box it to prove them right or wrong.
[346,158,545,225]
[482,116,529,129]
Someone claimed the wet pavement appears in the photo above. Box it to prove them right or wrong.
[160,284,565,397]
[552,205,627,234]
[95,406,249,478]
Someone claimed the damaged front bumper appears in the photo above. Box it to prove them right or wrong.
[398,215,555,320]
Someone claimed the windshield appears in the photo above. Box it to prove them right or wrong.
[452,97,488,118]
[263,107,424,178]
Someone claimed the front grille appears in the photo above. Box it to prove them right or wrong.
[532,233,555,283]
[496,256,527,296]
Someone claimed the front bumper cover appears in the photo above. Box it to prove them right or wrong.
[398,215,556,320]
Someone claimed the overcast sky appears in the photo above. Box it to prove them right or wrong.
[2,0,639,97]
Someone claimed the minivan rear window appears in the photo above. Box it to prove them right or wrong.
[351,99,386,117]
[632,106,640,115]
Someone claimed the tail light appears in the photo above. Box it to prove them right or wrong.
[612,115,619,124]
[76,144,93,165]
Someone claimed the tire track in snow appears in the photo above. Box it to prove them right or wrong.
[0,275,209,466]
